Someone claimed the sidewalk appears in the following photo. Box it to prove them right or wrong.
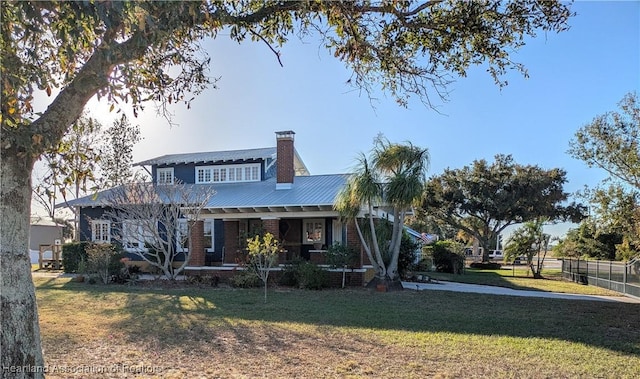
[402,280,640,304]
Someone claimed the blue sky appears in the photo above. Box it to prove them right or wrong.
[79,2,639,237]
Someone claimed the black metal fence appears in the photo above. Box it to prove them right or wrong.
[562,256,640,299]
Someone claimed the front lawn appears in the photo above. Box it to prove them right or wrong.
[426,267,622,296]
[34,277,640,378]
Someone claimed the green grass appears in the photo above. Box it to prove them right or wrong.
[34,277,640,378]
[426,267,623,296]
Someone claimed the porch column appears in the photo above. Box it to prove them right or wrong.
[223,220,240,264]
[262,218,279,238]
[190,220,205,266]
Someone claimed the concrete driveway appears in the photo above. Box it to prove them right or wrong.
[402,280,640,304]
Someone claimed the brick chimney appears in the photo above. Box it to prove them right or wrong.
[275,130,295,190]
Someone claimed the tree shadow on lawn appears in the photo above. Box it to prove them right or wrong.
[36,279,640,357]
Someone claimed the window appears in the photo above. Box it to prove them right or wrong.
[176,220,189,252]
[157,167,174,184]
[177,219,214,252]
[332,220,343,244]
[195,164,260,183]
[197,167,211,183]
[244,165,259,181]
[91,220,111,243]
[203,221,213,250]
[122,220,152,251]
[303,219,324,244]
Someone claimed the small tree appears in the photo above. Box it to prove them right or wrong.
[504,220,549,279]
[325,242,359,288]
[246,232,280,302]
[104,181,214,280]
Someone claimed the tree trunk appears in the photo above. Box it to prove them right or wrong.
[385,208,405,280]
[1,153,45,379]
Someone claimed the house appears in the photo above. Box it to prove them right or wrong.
[64,131,375,285]
[28,217,63,265]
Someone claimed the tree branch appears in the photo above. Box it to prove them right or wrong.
[249,28,283,67]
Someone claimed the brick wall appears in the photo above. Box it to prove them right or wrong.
[346,220,367,267]
[262,218,279,237]
[327,270,365,287]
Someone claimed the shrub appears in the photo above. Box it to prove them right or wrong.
[62,242,90,273]
[325,243,358,268]
[229,270,261,288]
[279,259,328,290]
[411,257,434,272]
[279,258,306,287]
[296,261,328,290]
[469,262,502,270]
[426,241,464,274]
[111,261,141,285]
[85,244,126,284]
[186,275,220,287]
[398,233,420,278]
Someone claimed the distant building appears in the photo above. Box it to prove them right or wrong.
[29,216,63,250]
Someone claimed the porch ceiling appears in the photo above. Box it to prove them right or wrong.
[203,204,336,218]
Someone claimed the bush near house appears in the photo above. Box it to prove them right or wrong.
[229,270,261,288]
[84,244,126,284]
[425,240,465,274]
[62,242,91,273]
[398,233,420,278]
[279,258,329,290]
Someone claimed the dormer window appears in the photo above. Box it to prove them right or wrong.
[157,167,174,184]
[196,163,260,183]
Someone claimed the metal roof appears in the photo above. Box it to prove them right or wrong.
[134,147,276,166]
[61,174,350,216]
[202,174,348,214]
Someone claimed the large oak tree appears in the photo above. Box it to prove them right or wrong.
[568,92,640,259]
[1,1,572,374]
[420,154,585,261]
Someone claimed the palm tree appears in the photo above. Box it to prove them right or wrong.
[335,136,429,288]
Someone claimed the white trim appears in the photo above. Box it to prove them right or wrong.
[303,218,324,245]
[157,167,174,184]
[91,220,111,243]
[195,163,261,184]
